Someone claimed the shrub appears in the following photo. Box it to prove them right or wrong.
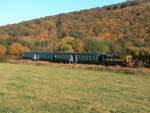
[8,43,29,58]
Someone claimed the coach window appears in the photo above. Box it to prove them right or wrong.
[86,56,89,60]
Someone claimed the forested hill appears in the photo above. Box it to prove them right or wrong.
[0,0,150,63]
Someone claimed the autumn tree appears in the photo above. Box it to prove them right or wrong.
[9,43,29,58]
[59,37,75,52]
[85,39,113,52]
[0,44,7,60]
[0,44,7,56]
[56,15,62,38]
[59,37,84,52]
[78,42,85,52]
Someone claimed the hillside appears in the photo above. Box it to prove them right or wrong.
[0,0,150,63]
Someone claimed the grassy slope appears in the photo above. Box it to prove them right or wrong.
[0,63,149,113]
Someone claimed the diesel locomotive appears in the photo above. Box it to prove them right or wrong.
[21,52,134,67]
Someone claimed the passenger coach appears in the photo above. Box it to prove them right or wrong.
[22,52,105,64]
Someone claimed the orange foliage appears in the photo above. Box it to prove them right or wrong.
[78,42,85,52]
[9,43,29,57]
[0,44,7,56]
[98,32,112,41]
[35,27,49,40]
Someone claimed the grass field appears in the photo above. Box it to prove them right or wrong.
[0,63,149,113]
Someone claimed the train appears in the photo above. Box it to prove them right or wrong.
[21,52,134,67]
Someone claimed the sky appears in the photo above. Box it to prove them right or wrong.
[0,0,126,26]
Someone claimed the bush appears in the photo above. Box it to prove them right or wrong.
[8,43,29,58]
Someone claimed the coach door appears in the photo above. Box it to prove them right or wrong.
[74,55,78,63]
[33,54,36,60]
[33,54,39,60]
[68,55,73,63]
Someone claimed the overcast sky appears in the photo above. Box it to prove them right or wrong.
[0,0,126,26]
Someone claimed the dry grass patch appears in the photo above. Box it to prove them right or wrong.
[0,63,149,113]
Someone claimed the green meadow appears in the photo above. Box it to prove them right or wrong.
[0,63,149,113]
